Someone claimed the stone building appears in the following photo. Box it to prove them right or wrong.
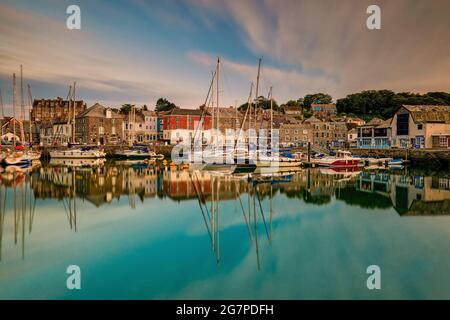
[75,103,124,145]
[280,123,313,147]
[32,98,86,123]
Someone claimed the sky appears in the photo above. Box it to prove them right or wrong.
[0,0,450,115]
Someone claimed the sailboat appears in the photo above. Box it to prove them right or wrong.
[4,67,41,165]
[4,70,33,166]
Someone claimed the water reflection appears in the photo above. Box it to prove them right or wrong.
[1,161,449,263]
[0,161,449,299]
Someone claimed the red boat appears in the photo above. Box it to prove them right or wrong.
[318,150,360,168]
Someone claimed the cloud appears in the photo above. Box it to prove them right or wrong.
[187,50,338,103]
[191,0,450,97]
[0,3,204,110]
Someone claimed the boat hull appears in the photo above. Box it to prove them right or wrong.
[318,159,360,168]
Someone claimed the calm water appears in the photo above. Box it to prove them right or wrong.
[0,161,449,300]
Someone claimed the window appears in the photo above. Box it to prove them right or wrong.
[417,124,423,130]
[397,113,409,136]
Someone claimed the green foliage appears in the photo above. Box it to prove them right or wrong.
[284,98,304,108]
[303,110,313,119]
[238,96,279,111]
[336,90,450,120]
[119,103,135,115]
[155,98,178,112]
[303,93,333,110]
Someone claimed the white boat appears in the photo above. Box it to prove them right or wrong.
[318,150,360,168]
[50,148,106,159]
[5,152,32,165]
[256,153,302,168]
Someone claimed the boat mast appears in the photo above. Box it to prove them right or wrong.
[211,70,215,131]
[254,58,262,131]
[12,73,17,148]
[20,65,24,121]
[72,82,76,144]
[27,84,33,144]
[19,66,25,143]
[0,87,4,120]
[269,86,273,149]
[216,57,220,135]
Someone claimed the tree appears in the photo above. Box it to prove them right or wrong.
[155,98,178,112]
[303,93,333,110]
[336,90,450,120]
[119,104,135,115]
[239,96,280,111]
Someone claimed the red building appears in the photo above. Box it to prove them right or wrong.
[161,108,212,144]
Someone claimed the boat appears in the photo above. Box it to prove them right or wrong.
[114,148,164,160]
[4,152,32,165]
[388,158,403,166]
[149,151,164,160]
[256,152,302,168]
[318,150,360,168]
[50,148,106,159]
[388,159,404,170]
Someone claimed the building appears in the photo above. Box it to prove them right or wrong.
[311,103,337,118]
[142,110,159,142]
[32,98,86,123]
[390,105,450,149]
[123,112,145,144]
[303,115,351,148]
[207,106,242,132]
[280,123,313,147]
[282,106,303,117]
[161,108,212,145]
[357,118,392,149]
[75,103,124,145]
[347,128,358,148]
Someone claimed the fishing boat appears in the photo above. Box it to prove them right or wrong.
[50,147,106,159]
[318,150,360,168]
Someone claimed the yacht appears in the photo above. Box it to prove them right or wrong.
[50,148,106,159]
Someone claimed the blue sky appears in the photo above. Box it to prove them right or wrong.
[1,0,449,114]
